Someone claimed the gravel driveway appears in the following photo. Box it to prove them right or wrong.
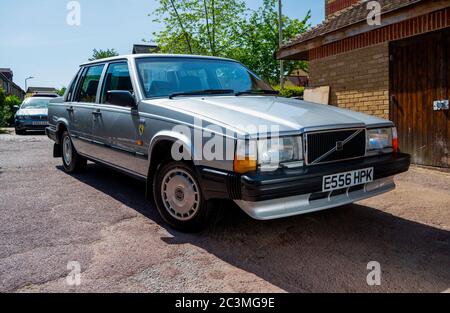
[0,130,449,293]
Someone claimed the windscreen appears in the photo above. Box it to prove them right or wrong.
[21,98,50,109]
[135,57,273,98]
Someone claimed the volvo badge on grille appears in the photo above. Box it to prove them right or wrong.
[336,141,344,151]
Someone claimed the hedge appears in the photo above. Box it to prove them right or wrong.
[272,85,305,98]
[0,88,21,127]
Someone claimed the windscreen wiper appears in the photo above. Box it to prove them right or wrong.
[235,90,279,96]
[169,89,235,99]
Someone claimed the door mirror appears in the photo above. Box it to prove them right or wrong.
[13,105,20,112]
[106,90,136,108]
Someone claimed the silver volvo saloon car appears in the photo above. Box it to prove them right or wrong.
[46,54,410,232]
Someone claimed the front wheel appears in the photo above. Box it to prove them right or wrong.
[61,131,87,173]
[153,161,214,232]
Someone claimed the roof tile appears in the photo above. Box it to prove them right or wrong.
[283,0,424,48]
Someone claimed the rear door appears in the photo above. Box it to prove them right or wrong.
[91,61,144,175]
[70,64,104,156]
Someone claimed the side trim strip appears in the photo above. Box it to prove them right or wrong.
[78,152,147,181]
[73,135,148,159]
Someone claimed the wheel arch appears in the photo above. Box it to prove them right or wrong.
[145,131,196,200]
[55,120,70,144]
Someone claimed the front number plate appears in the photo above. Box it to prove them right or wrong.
[323,168,374,192]
[32,121,48,126]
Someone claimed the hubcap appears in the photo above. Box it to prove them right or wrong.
[63,136,72,166]
[161,168,200,221]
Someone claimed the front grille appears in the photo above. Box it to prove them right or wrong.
[305,129,366,165]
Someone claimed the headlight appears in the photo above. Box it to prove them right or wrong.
[16,115,30,120]
[234,136,303,173]
[367,127,398,154]
[258,136,303,169]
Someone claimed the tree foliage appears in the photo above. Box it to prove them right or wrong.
[0,88,21,127]
[89,48,119,61]
[57,87,67,97]
[152,0,310,84]
[235,0,310,84]
[152,0,246,56]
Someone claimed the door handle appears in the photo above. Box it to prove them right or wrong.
[66,106,74,112]
[92,109,102,116]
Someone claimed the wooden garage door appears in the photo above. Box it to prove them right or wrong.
[390,29,449,168]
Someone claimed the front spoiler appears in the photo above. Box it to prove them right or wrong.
[234,176,395,220]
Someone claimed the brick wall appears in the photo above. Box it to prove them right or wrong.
[309,42,390,119]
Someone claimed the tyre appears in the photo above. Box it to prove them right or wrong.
[15,129,26,135]
[153,161,214,232]
[61,131,87,173]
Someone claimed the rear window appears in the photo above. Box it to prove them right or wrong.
[75,65,104,103]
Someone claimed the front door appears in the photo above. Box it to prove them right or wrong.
[390,29,449,168]
[91,61,144,175]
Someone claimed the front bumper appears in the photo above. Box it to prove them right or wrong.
[235,176,395,220]
[15,119,48,131]
[198,153,411,220]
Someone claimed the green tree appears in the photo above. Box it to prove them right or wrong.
[0,88,21,127]
[0,87,5,106]
[151,0,310,84]
[152,0,246,56]
[234,0,310,84]
[57,87,67,97]
[89,48,119,61]
[3,95,21,126]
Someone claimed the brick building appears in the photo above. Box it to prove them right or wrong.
[0,68,25,100]
[132,44,160,54]
[278,0,450,168]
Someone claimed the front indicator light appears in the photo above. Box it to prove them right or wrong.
[234,139,257,174]
[233,158,257,174]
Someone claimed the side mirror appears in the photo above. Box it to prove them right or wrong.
[106,90,137,108]
[13,105,20,112]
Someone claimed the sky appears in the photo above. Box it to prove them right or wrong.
[0,0,324,90]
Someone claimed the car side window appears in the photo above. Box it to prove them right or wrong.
[75,65,104,103]
[65,69,82,102]
[101,62,133,105]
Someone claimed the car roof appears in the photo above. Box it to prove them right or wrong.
[80,54,237,66]
[31,93,59,98]
[25,96,59,100]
